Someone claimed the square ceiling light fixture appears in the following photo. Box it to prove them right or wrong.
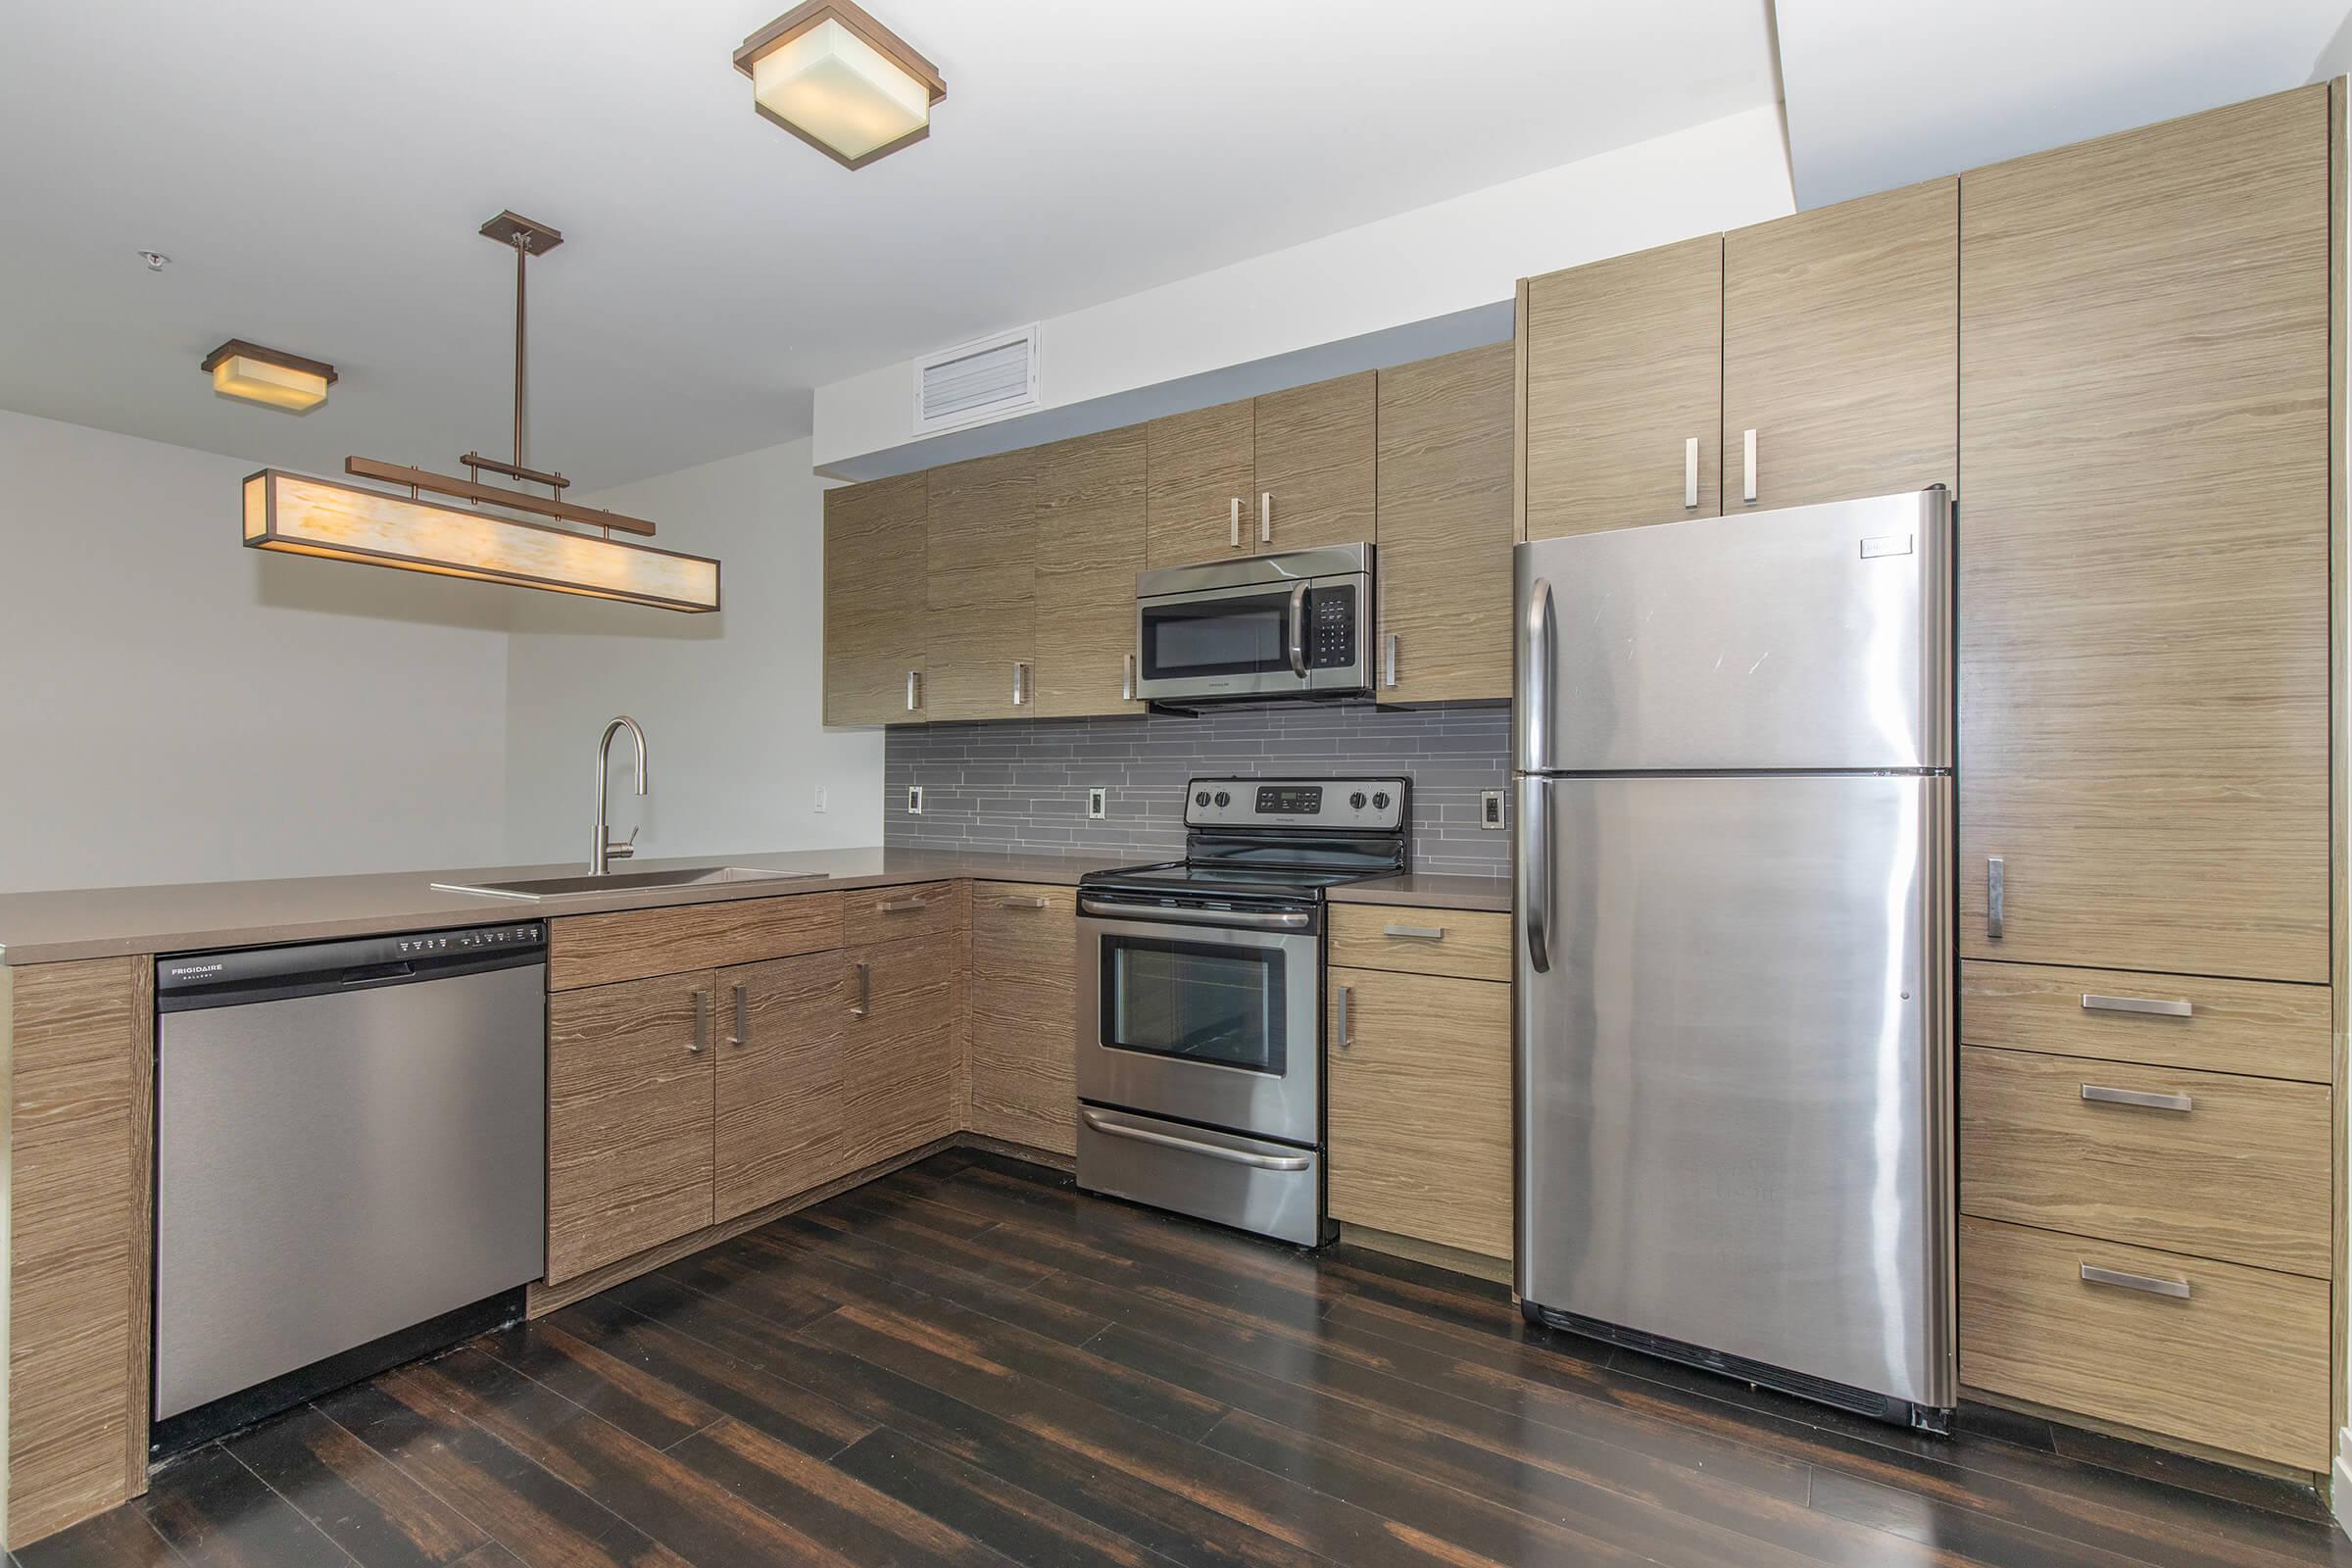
[733,1,947,169]
[203,339,337,412]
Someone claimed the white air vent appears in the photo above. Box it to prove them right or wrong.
[912,323,1040,436]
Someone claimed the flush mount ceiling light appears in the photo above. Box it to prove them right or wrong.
[203,339,337,412]
[241,212,720,612]
[732,0,946,169]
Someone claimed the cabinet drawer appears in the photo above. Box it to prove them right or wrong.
[1961,960,2329,1082]
[1959,1047,2328,1276]
[1328,904,1511,982]
[1959,1217,2328,1470]
[843,880,966,949]
[550,893,842,991]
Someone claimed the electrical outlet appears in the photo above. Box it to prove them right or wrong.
[1087,786,1108,820]
[906,784,923,815]
[1481,789,1506,830]
[812,785,828,813]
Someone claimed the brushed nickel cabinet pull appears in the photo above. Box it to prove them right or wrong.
[906,669,922,712]
[876,896,929,914]
[1336,985,1352,1051]
[1012,661,1030,707]
[999,895,1049,909]
[2081,1262,2190,1299]
[2081,1084,2194,1113]
[851,960,870,1019]
[1684,437,1699,509]
[1229,497,1242,549]
[2082,993,2192,1018]
[1259,491,1273,545]
[727,982,748,1047]
[1383,923,1447,942]
[1122,652,1137,701]
[1985,856,2004,939]
[1383,632,1399,689]
[691,989,710,1054]
[1741,427,1758,504]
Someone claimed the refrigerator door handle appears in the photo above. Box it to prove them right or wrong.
[1522,576,1556,773]
[1522,781,1552,975]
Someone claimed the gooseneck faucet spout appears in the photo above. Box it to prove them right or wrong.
[592,716,649,874]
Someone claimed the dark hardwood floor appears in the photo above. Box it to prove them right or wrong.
[23,1149,2349,1567]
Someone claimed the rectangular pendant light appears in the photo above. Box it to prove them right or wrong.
[734,1,946,169]
[243,470,720,612]
[203,340,337,412]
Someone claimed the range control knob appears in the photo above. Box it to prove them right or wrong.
[1195,791,1212,808]
[1371,791,1392,810]
[1349,791,1368,809]
[1214,790,1231,808]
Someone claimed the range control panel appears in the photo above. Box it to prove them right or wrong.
[1183,777,1408,831]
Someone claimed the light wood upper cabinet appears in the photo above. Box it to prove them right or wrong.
[1523,233,1723,537]
[546,970,716,1284]
[1146,397,1254,568]
[926,449,1038,722]
[823,472,928,726]
[969,883,1081,1155]
[1723,178,1958,512]
[713,951,847,1224]
[1033,426,1148,717]
[1374,344,1514,702]
[1956,85,2330,982]
[1251,371,1376,553]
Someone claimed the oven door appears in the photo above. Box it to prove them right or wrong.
[1076,897,1321,1148]
[1133,575,1368,702]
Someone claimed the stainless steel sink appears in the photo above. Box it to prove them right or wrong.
[431,866,827,902]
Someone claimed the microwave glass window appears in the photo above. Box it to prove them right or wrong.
[1141,594,1291,679]
[1101,935,1287,1076]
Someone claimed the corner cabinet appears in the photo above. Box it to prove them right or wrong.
[823,472,928,725]
[969,882,1081,1154]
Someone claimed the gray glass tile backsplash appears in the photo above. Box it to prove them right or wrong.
[882,702,1511,875]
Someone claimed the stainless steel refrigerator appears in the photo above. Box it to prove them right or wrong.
[1513,487,1956,1431]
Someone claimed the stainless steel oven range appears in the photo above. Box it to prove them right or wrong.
[1076,775,1408,1246]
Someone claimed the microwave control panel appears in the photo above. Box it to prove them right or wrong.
[1306,586,1357,668]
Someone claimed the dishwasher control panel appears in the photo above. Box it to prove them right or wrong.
[158,922,546,1004]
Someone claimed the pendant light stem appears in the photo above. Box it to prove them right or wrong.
[512,237,529,471]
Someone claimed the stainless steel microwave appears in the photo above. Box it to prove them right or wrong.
[1133,544,1373,704]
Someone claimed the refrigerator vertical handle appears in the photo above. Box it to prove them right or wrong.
[1522,576,1555,773]
[1522,781,1553,975]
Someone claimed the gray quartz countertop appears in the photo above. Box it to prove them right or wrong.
[0,848,1130,966]
[1329,873,1512,913]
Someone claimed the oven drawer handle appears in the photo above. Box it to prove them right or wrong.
[1078,895,1311,931]
[1081,1110,1312,1172]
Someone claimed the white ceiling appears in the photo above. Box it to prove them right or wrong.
[1777,0,2352,210]
[0,1,1779,490]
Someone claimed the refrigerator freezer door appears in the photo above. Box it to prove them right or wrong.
[1513,489,1951,773]
[1515,772,1955,1409]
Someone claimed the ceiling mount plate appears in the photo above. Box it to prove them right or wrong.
[478,211,564,253]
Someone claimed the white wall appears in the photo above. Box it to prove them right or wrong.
[0,409,513,894]
[502,438,883,866]
[814,105,1795,470]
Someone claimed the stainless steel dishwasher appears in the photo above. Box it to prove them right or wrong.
[153,922,546,1453]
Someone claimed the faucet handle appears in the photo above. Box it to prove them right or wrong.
[606,825,638,862]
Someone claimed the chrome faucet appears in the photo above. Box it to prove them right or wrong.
[592,716,648,874]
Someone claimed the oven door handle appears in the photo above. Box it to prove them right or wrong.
[1081,1110,1313,1171]
[1079,895,1312,931]
[1286,581,1310,679]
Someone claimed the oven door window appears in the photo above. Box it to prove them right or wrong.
[1100,934,1287,1075]
[1139,592,1293,681]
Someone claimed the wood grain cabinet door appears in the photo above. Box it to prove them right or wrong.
[969,883,1081,1155]
[1523,233,1724,538]
[1326,967,1513,1260]
[1957,86,2330,982]
[713,952,848,1223]
[824,473,929,725]
[1374,344,1514,702]
[925,448,1038,721]
[1250,371,1376,554]
[1032,426,1149,717]
[838,934,958,1176]
[1722,177,1957,513]
[546,970,717,1284]
[1146,397,1254,568]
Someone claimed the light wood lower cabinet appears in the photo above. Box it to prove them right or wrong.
[546,970,717,1284]
[713,951,848,1223]
[1374,344,1514,702]
[1960,1216,2329,1470]
[1326,964,1512,1261]
[549,894,842,991]
[840,932,959,1173]
[823,472,929,726]
[1327,904,1511,983]
[969,882,1080,1155]
[1960,959,2331,1083]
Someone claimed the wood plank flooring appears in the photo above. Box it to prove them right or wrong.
[22,1149,2349,1567]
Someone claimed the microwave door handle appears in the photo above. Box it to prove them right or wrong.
[1287,582,1309,678]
